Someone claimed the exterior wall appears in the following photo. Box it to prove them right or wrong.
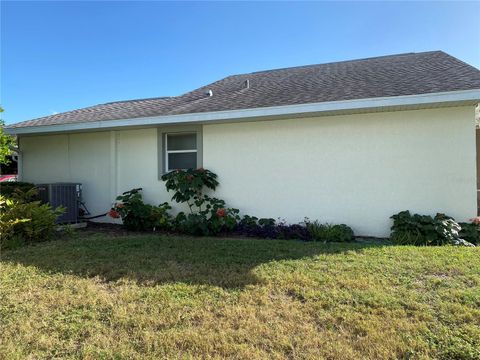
[20,129,176,220]
[20,106,477,236]
[115,128,173,207]
[21,132,112,218]
[203,106,477,237]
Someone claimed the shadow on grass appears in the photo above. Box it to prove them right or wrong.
[2,232,388,289]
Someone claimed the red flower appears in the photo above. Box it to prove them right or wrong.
[216,208,226,217]
[116,203,125,209]
[197,167,205,172]
[186,174,194,181]
[108,209,120,219]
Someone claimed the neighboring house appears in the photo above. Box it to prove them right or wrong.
[5,51,480,236]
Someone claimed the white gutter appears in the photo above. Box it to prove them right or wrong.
[5,89,480,135]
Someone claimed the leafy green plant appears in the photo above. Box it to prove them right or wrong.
[111,188,172,231]
[239,215,260,229]
[0,106,16,165]
[235,217,310,240]
[328,224,355,242]
[258,218,276,227]
[390,210,473,246]
[458,221,480,245]
[0,182,36,198]
[174,213,207,236]
[0,195,30,249]
[1,194,63,248]
[201,196,240,234]
[174,196,240,236]
[161,168,218,212]
[161,169,240,236]
[9,187,39,203]
[306,220,354,242]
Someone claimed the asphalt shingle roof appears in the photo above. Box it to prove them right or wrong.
[8,51,480,128]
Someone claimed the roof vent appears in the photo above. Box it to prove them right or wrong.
[244,79,250,89]
[206,89,213,97]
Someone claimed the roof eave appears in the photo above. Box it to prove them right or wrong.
[6,89,480,136]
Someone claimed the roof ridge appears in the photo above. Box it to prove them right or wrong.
[102,96,173,105]
[239,51,441,76]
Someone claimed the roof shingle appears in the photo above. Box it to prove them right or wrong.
[8,51,480,128]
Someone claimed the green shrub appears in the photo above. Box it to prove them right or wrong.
[458,221,480,245]
[175,213,209,236]
[235,216,311,240]
[0,194,63,249]
[174,196,240,236]
[9,187,39,203]
[390,210,474,246]
[258,218,276,227]
[238,215,259,229]
[9,202,63,243]
[0,182,36,198]
[112,188,172,231]
[161,168,219,206]
[0,196,30,249]
[306,220,355,242]
[328,224,355,242]
[161,169,239,236]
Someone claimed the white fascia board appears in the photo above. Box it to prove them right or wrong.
[6,89,480,135]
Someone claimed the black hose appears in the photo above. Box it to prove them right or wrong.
[80,213,108,220]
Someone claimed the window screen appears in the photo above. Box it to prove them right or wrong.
[165,133,197,171]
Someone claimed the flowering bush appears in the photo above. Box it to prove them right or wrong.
[108,208,120,218]
[161,168,218,210]
[162,169,239,235]
[174,195,240,236]
[111,188,172,231]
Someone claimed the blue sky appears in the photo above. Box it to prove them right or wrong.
[1,1,479,124]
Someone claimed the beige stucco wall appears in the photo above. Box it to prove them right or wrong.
[21,128,174,220]
[20,106,477,236]
[21,132,112,217]
[203,106,477,237]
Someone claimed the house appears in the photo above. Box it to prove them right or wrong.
[5,51,480,237]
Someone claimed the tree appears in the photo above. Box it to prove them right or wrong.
[0,107,16,165]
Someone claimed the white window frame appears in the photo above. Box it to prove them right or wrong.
[164,132,198,172]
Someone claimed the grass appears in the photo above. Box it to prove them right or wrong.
[1,232,479,359]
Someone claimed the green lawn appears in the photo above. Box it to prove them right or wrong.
[1,232,479,359]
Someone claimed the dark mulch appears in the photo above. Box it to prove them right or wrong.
[80,221,154,237]
[80,221,387,243]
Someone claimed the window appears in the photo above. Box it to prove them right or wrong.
[165,132,197,171]
[158,126,202,177]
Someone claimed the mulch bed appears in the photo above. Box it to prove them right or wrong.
[79,221,387,243]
